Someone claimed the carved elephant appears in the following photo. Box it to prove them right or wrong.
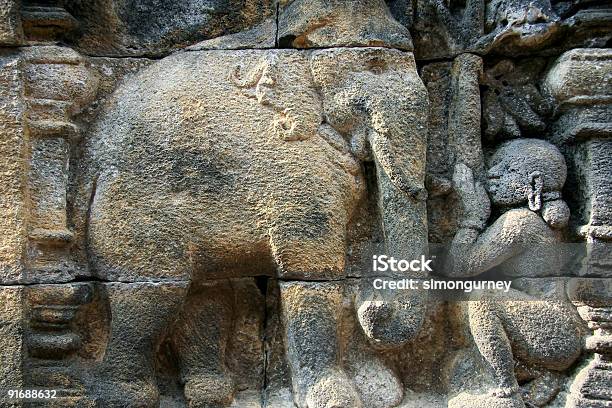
[77,47,429,407]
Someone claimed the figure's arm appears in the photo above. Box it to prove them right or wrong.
[448,215,524,277]
[445,163,522,277]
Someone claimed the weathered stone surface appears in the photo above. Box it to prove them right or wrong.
[278,0,412,50]
[64,0,275,57]
[557,4,612,53]
[545,48,612,280]
[20,2,79,43]
[187,19,277,50]
[83,49,360,282]
[73,44,433,407]
[0,53,27,284]
[569,356,612,406]
[311,47,428,267]
[17,45,99,284]
[448,54,484,176]
[544,48,612,108]
[82,47,428,283]
[347,346,403,408]
[422,54,483,243]
[568,278,612,308]
[447,139,570,278]
[29,138,69,232]
[0,1,611,407]
[0,0,23,45]
[481,58,552,142]
[86,282,188,406]
[279,281,360,407]
[21,46,98,109]
[438,139,588,406]
[412,0,484,60]
[25,283,93,360]
[262,279,294,407]
[448,392,526,408]
[480,0,562,56]
[412,1,612,59]
[0,286,25,407]
[356,282,427,350]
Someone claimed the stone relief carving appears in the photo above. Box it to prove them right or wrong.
[443,140,586,407]
[0,1,610,408]
[481,58,552,142]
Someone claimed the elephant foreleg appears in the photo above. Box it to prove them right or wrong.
[280,281,362,408]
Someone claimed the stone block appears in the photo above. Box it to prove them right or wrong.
[0,54,27,284]
[0,0,23,45]
[0,286,25,407]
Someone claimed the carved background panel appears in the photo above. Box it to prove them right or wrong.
[0,1,610,408]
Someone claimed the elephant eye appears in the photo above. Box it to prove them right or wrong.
[367,58,387,74]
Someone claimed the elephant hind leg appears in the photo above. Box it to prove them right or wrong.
[171,281,235,408]
[91,282,188,408]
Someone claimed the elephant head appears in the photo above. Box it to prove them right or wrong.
[310,48,429,201]
[311,48,430,348]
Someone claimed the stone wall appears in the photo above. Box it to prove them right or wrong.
[0,1,610,407]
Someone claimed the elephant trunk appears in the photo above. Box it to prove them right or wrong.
[310,48,431,348]
[365,82,429,201]
[356,289,427,349]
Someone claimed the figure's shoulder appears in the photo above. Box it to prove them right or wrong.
[499,208,542,222]
[493,208,553,240]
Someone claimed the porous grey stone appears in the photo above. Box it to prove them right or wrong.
[0,53,27,284]
[76,46,431,407]
[64,0,275,56]
[278,0,412,50]
[0,2,610,407]
[481,58,552,142]
[0,286,25,407]
[0,0,23,45]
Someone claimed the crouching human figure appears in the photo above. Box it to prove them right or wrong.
[444,138,585,408]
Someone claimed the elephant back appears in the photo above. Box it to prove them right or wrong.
[81,49,364,281]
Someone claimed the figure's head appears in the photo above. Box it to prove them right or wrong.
[486,138,566,209]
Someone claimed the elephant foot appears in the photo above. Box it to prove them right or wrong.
[305,369,363,408]
[90,377,159,408]
[448,391,525,408]
[184,373,235,408]
[348,349,403,408]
